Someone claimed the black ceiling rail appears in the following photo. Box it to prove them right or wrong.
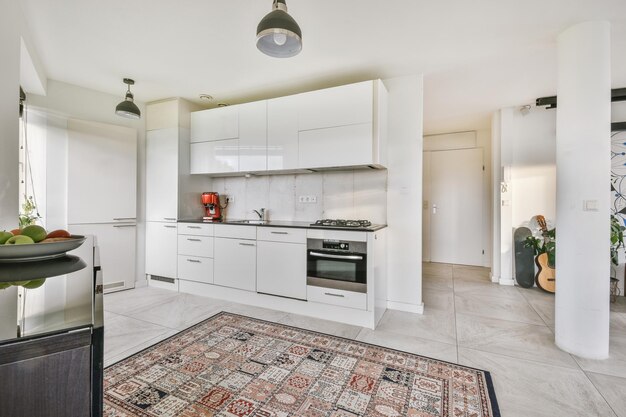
[537,88,626,109]
[613,122,626,132]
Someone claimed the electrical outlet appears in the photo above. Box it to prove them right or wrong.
[310,195,317,203]
[226,195,235,203]
[298,195,317,204]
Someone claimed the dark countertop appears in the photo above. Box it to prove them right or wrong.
[178,218,388,232]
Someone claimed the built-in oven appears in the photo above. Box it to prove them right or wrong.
[307,238,367,293]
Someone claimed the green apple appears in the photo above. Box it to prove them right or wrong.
[0,231,13,244]
[21,225,47,243]
[5,235,34,245]
[22,278,46,289]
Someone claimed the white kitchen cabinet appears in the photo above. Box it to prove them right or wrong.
[67,119,137,224]
[190,139,239,174]
[177,255,213,284]
[146,128,178,222]
[307,285,367,310]
[257,240,306,300]
[267,96,299,170]
[191,106,239,143]
[297,81,373,131]
[145,222,178,278]
[178,223,214,236]
[298,123,373,169]
[213,237,256,291]
[177,234,214,258]
[69,223,136,293]
[239,101,267,172]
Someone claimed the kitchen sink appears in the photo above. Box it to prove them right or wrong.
[228,220,268,225]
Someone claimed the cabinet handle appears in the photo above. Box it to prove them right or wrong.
[187,259,201,263]
[239,243,255,246]
[164,217,176,221]
[164,225,177,229]
[187,238,202,242]
[113,224,136,228]
[113,217,136,221]
[187,226,202,229]
[271,231,289,235]
[324,292,345,298]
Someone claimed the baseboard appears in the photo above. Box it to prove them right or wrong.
[135,278,148,288]
[387,301,424,314]
[490,273,499,283]
[499,277,516,286]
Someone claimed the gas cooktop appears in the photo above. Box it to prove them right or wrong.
[310,219,373,228]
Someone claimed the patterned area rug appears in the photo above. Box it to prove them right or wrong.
[104,312,500,417]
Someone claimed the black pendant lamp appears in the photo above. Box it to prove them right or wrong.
[115,78,141,119]
[256,0,302,58]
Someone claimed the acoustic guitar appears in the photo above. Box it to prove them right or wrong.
[535,253,555,293]
[535,215,556,293]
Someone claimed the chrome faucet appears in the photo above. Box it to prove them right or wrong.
[253,208,266,221]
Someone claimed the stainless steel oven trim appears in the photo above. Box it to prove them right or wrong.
[309,251,364,261]
[307,276,367,293]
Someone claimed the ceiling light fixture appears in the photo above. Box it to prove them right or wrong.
[256,0,302,58]
[115,78,141,119]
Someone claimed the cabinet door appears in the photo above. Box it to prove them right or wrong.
[145,222,178,279]
[257,241,306,300]
[238,101,267,172]
[69,223,137,293]
[298,123,373,169]
[146,128,178,222]
[68,119,137,224]
[267,96,300,170]
[214,238,256,291]
[297,81,373,131]
[191,106,239,143]
[190,139,239,174]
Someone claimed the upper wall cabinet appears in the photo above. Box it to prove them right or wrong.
[190,79,388,176]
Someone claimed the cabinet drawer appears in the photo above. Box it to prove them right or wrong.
[178,223,214,236]
[307,286,367,310]
[178,235,214,257]
[214,225,257,240]
[178,255,214,284]
[257,227,306,244]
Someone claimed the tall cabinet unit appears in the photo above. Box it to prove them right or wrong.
[145,99,205,289]
[67,119,137,293]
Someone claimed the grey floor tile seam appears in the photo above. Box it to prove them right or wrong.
[452,272,460,364]
[583,371,620,417]
[518,287,556,335]
[453,305,547,327]
[115,309,183,331]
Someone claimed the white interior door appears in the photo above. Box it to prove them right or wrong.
[429,148,484,266]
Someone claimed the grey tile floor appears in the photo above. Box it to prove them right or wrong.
[104,263,626,417]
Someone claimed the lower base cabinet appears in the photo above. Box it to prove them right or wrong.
[257,240,306,300]
[69,223,136,293]
[213,237,256,291]
[177,255,213,284]
[145,222,178,279]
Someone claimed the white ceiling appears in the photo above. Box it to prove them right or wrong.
[20,0,626,134]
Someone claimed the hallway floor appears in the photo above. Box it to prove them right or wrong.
[103,264,626,416]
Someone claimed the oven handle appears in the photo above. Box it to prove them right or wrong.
[309,251,363,261]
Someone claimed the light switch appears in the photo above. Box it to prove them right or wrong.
[583,200,599,212]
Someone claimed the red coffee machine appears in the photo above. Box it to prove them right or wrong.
[201,192,223,221]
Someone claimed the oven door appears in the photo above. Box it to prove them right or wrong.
[307,250,367,293]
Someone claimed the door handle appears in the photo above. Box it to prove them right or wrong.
[187,259,201,263]
[164,217,176,221]
[324,292,345,298]
[309,252,363,261]
[271,231,289,235]
[187,226,202,229]
[164,225,177,229]
[187,238,202,242]
[239,243,255,246]
[113,224,136,228]
[432,204,437,214]
[113,217,136,221]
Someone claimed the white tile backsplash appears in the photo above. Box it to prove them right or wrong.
[207,170,387,224]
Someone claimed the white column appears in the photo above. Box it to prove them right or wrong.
[555,21,611,359]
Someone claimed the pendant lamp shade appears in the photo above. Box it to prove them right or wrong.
[256,0,302,58]
[115,78,141,119]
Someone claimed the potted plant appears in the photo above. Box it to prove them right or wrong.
[610,214,624,302]
[18,195,40,229]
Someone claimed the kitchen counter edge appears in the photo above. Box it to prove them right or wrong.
[177,219,387,232]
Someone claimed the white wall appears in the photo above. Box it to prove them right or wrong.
[383,74,424,313]
[0,0,21,230]
[206,170,387,224]
[422,130,492,268]
[28,80,147,284]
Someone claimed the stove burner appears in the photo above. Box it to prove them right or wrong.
[311,219,373,228]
